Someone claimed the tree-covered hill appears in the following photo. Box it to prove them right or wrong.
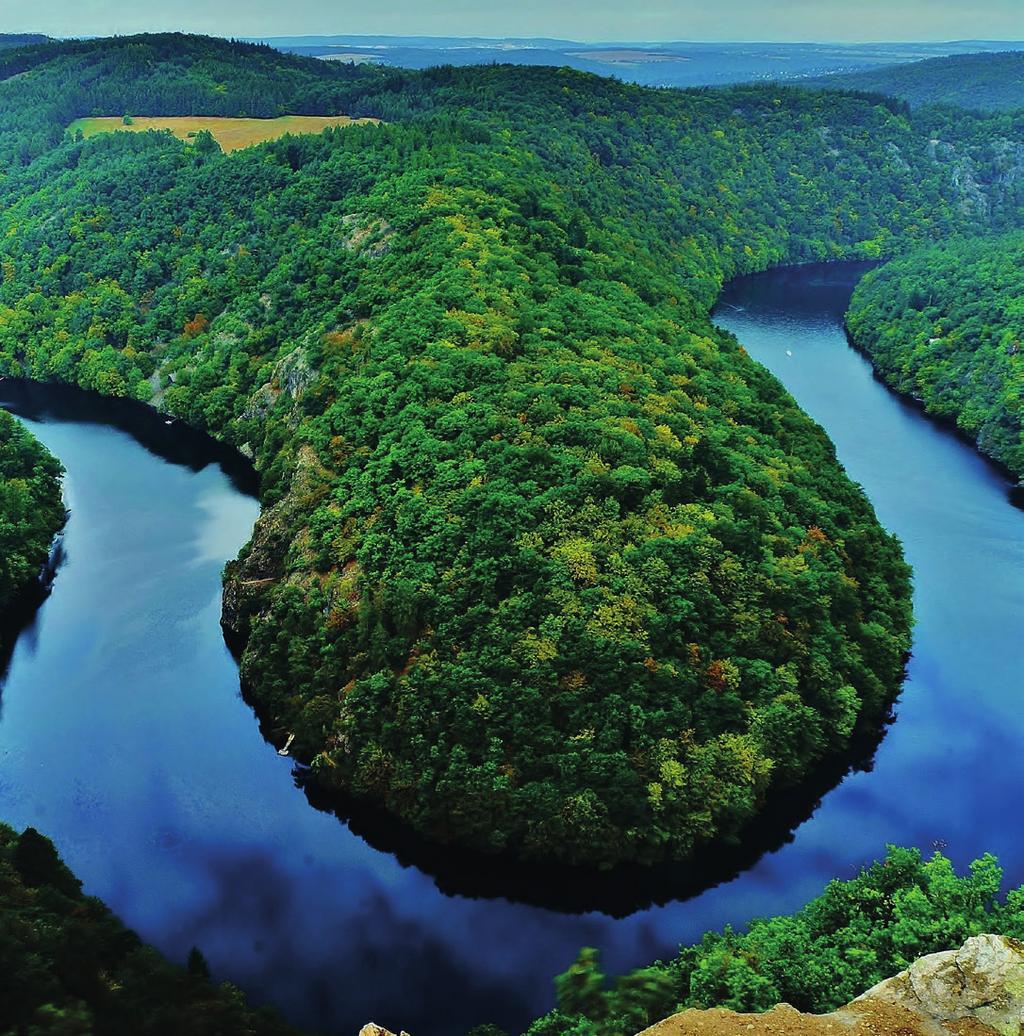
[846,233,1024,479]
[0,33,387,164]
[0,409,64,606]
[0,822,301,1036]
[802,51,1024,112]
[0,33,49,50]
[2,34,1024,868]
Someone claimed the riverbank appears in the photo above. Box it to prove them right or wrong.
[844,235,1024,498]
[0,821,302,1036]
[0,405,65,608]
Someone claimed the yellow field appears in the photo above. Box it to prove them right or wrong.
[67,114,378,153]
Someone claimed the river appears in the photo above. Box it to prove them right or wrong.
[1,262,1022,1036]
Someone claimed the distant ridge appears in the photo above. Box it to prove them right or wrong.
[0,33,50,49]
[248,35,1024,91]
[254,34,581,48]
[800,50,1024,110]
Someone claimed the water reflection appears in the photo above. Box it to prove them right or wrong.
[295,715,893,916]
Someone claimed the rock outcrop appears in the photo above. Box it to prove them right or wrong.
[641,935,1024,1036]
[861,934,1024,1034]
[358,1025,408,1036]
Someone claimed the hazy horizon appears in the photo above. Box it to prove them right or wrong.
[2,0,1023,46]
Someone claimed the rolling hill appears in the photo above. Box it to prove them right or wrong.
[259,35,1024,91]
[801,50,1024,110]
[0,33,49,50]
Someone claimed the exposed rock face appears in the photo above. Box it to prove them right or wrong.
[358,1024,408,1036]
[240,345,316,426]
[641,935,1024,1036]
[926,138,991,219]
[274,345,316,402]
[221,443,336,652]
[340,212,394,258]
[861,934,1024,1034]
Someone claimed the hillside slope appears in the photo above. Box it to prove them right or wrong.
[0,409,64,606]
[802,51,1024,111]
[523,848,1024,1035]
[0,33,386,163]
[846,232,1024,479]
[0,36,1022,867]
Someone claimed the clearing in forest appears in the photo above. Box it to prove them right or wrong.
[67,114,378,152]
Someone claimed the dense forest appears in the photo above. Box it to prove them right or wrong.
[803,51,1024,111]
[0,409,64,606]
[0,33,1021,869]
[846,233,1024,481]
[0,822,301,1036]
[0,26,1024,1036]
[520,847,1024,1035]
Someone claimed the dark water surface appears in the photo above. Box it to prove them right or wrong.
[1,262,1023,1036]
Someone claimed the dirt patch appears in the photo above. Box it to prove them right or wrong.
[641,1001,1001,1036]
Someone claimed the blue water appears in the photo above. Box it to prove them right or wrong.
[0,262,1022,1036]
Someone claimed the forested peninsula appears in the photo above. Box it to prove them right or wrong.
[2,34,1024,867]
[847,233,1024,481]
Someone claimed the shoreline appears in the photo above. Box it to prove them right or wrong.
[842,321,1024,506]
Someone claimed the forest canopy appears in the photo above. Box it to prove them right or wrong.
[0,34,1022,866]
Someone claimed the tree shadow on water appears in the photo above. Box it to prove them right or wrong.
[0,535,65,717]
[290,712,896,918]
[0,378,258,495]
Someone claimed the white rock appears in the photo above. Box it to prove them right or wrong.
[860,933,1024,1033]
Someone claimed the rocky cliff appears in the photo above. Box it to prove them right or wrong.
[640,934,1024,1036]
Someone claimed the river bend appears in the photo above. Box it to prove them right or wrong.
[1,263,1022,1035]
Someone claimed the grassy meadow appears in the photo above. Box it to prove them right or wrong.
[67,114,377,152]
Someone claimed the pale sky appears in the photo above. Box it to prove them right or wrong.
[0,0,1021,43]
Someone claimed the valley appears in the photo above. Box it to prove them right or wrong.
[1,21,1024,1036]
